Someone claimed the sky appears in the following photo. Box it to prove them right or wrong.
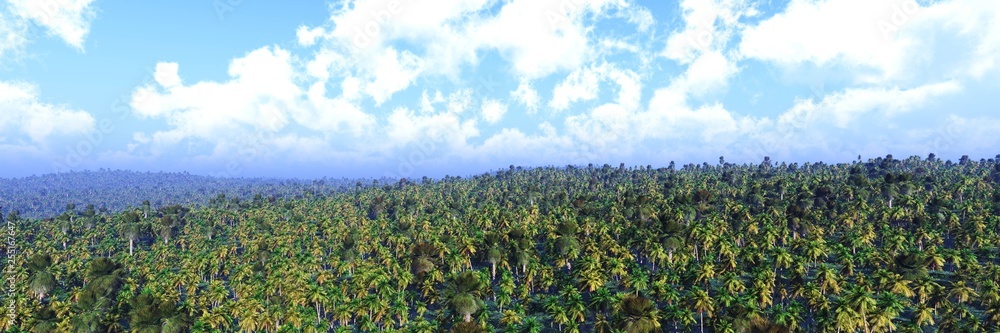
[1,0,998,179]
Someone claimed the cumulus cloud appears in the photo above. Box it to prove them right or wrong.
[778,81,962,129]
[739,0,1000,83]
[550,66,603,111]
[662,0,749,64]
[511,80,541,113]
[304,0,632,78]
[129,46,375,154]
[6,0,97,50]
[481,99,507,124]
[385,106,479,152]
[91,0,1000,175]
[0,81,96,143]
[549,63,644,112]
[364,48,424,105]
[153,62,182,89]
[657,0,748,102]
[638,88,742,143]
[0,0,101,167]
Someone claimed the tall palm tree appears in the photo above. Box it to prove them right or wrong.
[687,287,714,333]
[27,253,55,301]
[444,271,486,322]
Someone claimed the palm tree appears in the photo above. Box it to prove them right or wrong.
[615,294,659,333]
[158,215,176,245]
[846,285,876,333]
[7,155,1000,332]
[686,287,714,333]
[27,253,55,301]
[29,271,55,302]
[948,280,978,304]
[985,300,1000,328]
[451,321,486,333]
[444,271,486,322]
[487,245,503,279]
[121,210,142,255]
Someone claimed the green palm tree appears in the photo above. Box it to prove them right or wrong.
[686,287,714,333]
[615,294,659,333]
[450,321,486,333]
[444,271,486,322]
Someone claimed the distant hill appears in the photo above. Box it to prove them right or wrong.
[0,170,360,219]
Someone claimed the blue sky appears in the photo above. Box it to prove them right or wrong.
[1,0,998,179]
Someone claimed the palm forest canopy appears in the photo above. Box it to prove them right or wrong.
[5,154,1000,333]
[0,170,364,219]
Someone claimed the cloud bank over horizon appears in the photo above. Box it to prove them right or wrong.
[2,0,999,178]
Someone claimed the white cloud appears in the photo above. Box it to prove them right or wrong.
[446,89,473,114]
[605,65,643,110]
[928,116,1000,155]
[304,82,376,136]
[662,0,747,64]
[19,0,995,176]
[385,106,479,151]
[295,25,325,47]
[511,80,541,113]
[291,0,657,163]
[565,103,634,153]
[7,0,97,50]
[0,81,95,143]
[481,99,507,124]
[672,50,738,97]
[739,0,1000,83]
[550,65,602,111]
[546,64,644,161]
[659,0,745,99]
[129,46,375,153]
[303,0,644,85]
[153,62,182,89]
[549,63,644,112]
[475,0,607,79]
[915,0,1000,79]
[0,0,99,62]
[638,87,742,142]
[778,81,962,129]
[739,0,914,79]
[320,0,485,77]
[620,4,654,32]
[363,47,423,105]
[0,11,29,61]
[473,125,572,165]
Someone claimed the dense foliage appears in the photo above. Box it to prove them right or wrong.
[0,170,361,219]
[4,154,1000,332]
